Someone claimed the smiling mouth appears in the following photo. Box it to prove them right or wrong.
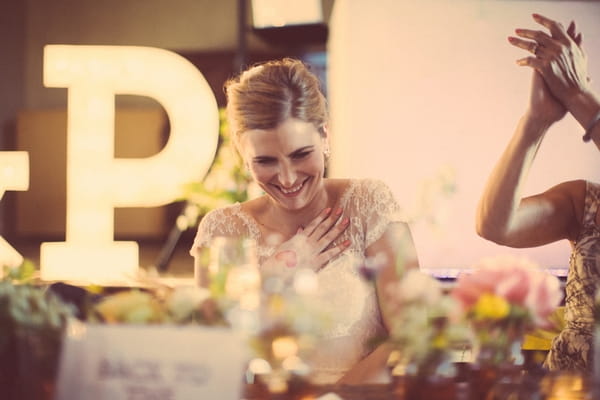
[278,178,309,195]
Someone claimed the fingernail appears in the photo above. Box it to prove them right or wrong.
[335,208,343,216]
[507,36,517,43]
[323,207,332,215]
[532,13,541,20]
[343,239,351,247]
[515,29,523,34]
[342,217,350,225]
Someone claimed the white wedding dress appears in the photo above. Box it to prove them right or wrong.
[190,178,404,384]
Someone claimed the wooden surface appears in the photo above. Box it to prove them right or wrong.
[243,383,397,400]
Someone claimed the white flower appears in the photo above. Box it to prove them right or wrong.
[395,269,442,306]
[166,286,211,322]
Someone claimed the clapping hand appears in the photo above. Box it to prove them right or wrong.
[509,13,589,120]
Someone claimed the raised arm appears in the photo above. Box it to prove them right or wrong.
[476,15,591,248]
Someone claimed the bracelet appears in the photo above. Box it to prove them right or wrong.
[582,110,600,142]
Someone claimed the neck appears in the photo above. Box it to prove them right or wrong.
[266,183,331,235]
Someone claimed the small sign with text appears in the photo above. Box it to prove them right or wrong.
[55,322,246,400]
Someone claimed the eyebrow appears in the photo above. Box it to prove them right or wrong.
[252,146,315,162]
[288,146,314,157]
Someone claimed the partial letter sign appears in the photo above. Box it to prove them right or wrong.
[0,152,29,271]
[41,45,219,283]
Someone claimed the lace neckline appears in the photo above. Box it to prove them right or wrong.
[233,179,358,249]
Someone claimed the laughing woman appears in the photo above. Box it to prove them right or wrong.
[190,58,419,384]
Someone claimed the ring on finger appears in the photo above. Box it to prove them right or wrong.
[531,42,538,55]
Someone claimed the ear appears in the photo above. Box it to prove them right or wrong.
[320,124,329,139]
[320,124,330,148]
[321,136,331,161]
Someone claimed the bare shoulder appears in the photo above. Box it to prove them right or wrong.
[324,178,352,202]
[239,195,269,217]
[544,179,586,239]
[545,180,586,215]
[325,177,389,196]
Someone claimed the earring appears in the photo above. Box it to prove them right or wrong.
[323,147,331,160]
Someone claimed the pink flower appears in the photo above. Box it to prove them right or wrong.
[451,255,563,329]
[525,272,562,328]
[496,266,530,306]
[452,266,505,309]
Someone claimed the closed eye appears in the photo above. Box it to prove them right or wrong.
[291,150,312,160]
[289,146,314,160]
[253,157,276,165]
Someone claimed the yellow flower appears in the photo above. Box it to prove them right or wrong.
[431,334,448,349]
[473,293,510,320]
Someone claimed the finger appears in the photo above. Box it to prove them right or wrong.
[302,207,332,236]
[532,13,570,43]
[316,216,350,251]
[508,36,539,55]
[315,239,351,269]
[566,20,584,48]
[566,21,575,40]
[516,56,543,69]
[309,208,344,241]
[514,28,555,49]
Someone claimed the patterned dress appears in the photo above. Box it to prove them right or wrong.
[545,181,600,371]
[190,178,403,384]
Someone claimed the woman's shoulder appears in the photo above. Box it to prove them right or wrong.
[330,178,401,219]
[202,202,243,221]
[334,178,394,203]
[193,200,262,250]
[199,200,260,234]
[545,180,588,234]
[237,195,271,219]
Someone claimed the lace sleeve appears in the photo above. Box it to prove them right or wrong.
[352,179,404,248]
[189,204,254,257]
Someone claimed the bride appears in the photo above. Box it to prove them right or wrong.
[190,58,419,384]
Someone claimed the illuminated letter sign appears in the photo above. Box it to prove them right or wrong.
[41,45,219,284]
[0,152,29,271]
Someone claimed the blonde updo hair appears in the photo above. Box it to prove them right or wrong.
[225,58,328,145]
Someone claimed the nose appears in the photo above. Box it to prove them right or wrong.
[278,160,297,187]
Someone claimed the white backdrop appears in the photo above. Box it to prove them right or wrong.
[328,0,600,271]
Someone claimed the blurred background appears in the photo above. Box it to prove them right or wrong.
[2,0,600,278]
[0,0,332,276]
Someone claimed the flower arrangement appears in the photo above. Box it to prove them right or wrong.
[451,255,563,366]
[89,285,225,326]
[384,269,469,378]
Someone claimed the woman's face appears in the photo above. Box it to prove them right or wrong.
[238,117,327,211]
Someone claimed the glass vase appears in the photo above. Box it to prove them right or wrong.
[197,236,261,335]
[469,323,526,400]
[390,350,459,400]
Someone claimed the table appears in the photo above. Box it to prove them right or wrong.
[243,383,396,400]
